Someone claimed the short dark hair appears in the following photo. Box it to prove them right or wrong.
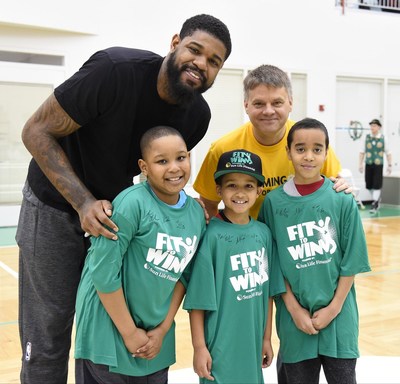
[180,14,232,60]
[140,126,185,158]
[287,118,330,149]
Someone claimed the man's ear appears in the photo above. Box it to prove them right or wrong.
[138,159,147,176]
[288,97,293,113]
[244,100,249,115]
[170,33,181,51]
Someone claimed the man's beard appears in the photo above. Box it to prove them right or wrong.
[166,51,213,107]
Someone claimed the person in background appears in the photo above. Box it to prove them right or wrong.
[184,149,285,384]
[359,118,392,213]
[74,126,206,384]
[259,118,371,384]
[193,64,347,219]
[16,14,231,384]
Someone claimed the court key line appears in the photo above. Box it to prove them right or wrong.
[0,260,18,279]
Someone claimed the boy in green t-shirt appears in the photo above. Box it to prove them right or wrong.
[184,149,285,383]
[74,126,206,383]
[259,118,371,384]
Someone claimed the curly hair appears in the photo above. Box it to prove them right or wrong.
[179,14,232,60]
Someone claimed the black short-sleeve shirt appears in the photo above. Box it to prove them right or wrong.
[27,47,211,212]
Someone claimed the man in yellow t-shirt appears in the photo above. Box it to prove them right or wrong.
[194,65,342,219]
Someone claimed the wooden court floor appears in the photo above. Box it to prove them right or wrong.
[1,214,399,383]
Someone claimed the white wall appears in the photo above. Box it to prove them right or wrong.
[2,0,400,132]
[1,0,400,223]
[2,1,400,71]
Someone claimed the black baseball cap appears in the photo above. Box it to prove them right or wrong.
[214,149,265,185]
[369,119,382,126]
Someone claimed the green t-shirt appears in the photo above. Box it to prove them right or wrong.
[183,217,285,384]
[75,182,206,376]
[259,177,371,363]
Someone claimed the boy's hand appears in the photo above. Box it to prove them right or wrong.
[262,339,273,368]
[312,306,337,330]
[193,346,214,381]
[123,328,149,357]
[135,326,166,360]
[291,306,319,335]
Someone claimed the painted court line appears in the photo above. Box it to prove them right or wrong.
[0,320,18,327]
[0,260,18,279]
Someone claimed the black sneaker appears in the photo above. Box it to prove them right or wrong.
[369,200,380,214]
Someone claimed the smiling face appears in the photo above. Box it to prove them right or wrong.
[287,128,328,185]
[216,173,262,224]
[244,84,293,145]
[138,134,191,205]
[163,30,226,105]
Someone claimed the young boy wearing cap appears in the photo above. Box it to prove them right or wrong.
[183,149,285,384]
[359,118,393,213]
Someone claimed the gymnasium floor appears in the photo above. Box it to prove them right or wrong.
[1,203,400,383]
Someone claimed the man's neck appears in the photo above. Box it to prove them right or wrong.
[252,125,286,146]
[157,57,175,104]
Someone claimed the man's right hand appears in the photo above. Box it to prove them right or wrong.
[79,198,119,240]
[22,93,119,240]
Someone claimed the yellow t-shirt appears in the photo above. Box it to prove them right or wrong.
[193,120,342,218]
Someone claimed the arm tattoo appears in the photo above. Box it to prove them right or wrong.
[23,94,93,211]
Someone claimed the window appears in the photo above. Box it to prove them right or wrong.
[0,82,53,203]
[0,51,64,66]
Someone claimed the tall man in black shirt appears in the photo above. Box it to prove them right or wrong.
[17,14,231,384]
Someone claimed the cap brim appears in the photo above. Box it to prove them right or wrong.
[214,170,265,184]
